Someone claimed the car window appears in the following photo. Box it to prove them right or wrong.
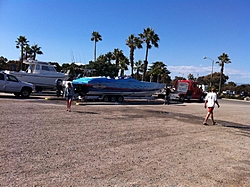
[0,73,4,80]
[7,75,18,82]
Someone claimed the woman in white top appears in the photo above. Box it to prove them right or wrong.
[203,88,220,125]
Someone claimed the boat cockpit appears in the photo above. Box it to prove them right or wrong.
[24,60,57,74]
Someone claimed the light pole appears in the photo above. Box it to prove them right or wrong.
[203,56,214,87]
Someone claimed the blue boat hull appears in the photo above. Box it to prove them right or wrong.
[72,77,165,97]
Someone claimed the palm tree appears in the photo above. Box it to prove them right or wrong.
[23,44,32,60]
[31,44,43,60]
[134,60,143,80]
[216,53,231,94]
[16,36,29,70]
[187,73,195,81]
[0,56,8,70]
[105,52,113,64]
[91,31,102,62]
[119,56,129,77]
[148,61,170,83]
[139,27,160,81]
[113,48,124,76]
[126,34,143,77]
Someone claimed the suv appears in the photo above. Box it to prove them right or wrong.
[0,72,34,97]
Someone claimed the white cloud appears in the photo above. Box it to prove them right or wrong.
[168,65,250,84]
[168,65,219,76]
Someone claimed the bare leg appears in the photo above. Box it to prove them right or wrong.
[210,113,215,124]
[204,113,210,124]
[69,99,72,110]
[66,100,69,110]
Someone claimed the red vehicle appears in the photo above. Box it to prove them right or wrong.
[175,80,204,102]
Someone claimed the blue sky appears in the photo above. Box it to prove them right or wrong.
[0,0,249,84]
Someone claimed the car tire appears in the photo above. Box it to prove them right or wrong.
[21,88,30,98]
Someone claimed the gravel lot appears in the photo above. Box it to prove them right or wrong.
[1,96,250,187]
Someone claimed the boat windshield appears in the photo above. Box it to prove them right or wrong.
[41,65,56,72]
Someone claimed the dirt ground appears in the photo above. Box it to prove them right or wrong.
[0,96,250,187]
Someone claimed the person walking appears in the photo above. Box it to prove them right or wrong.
[164,86,171,105]
[203,88,220,125]
[64,82,74,112]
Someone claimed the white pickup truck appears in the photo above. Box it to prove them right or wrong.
[0,72,34,97]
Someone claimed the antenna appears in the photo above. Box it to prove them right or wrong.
[70,50,75,63]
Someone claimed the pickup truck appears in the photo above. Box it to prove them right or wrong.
[0,72,34,97]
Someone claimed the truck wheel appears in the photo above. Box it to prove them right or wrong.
[179,95,185,103]
[21,88,31,97]
[103,95,109,102]
[117,95,124,102]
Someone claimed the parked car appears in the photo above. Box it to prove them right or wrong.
[240,91,250,97]
[0,72,34,97]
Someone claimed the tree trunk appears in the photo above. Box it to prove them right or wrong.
[142,46,149,81]
[94,41,96,62]
[130,48,134,77]
[20,46,24,71]
[219,63,224,95]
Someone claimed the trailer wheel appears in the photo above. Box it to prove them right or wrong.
[110,96,116,102]
[103,95,109,102]
[117,95,124,102]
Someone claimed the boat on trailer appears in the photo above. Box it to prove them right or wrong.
[4,60,69,91]
[72,76,165,102]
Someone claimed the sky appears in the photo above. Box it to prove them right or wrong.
[0,0,249,84]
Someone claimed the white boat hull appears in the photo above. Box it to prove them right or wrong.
[5,70,68,90]
[4,60,69,90]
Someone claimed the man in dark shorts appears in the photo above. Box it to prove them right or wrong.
[164,86,171,105]
[64,82,74,112]
[203,88,220,125]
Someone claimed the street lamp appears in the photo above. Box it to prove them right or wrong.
[203,56,214,87]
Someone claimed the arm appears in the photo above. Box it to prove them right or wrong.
[204,100,207,108]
